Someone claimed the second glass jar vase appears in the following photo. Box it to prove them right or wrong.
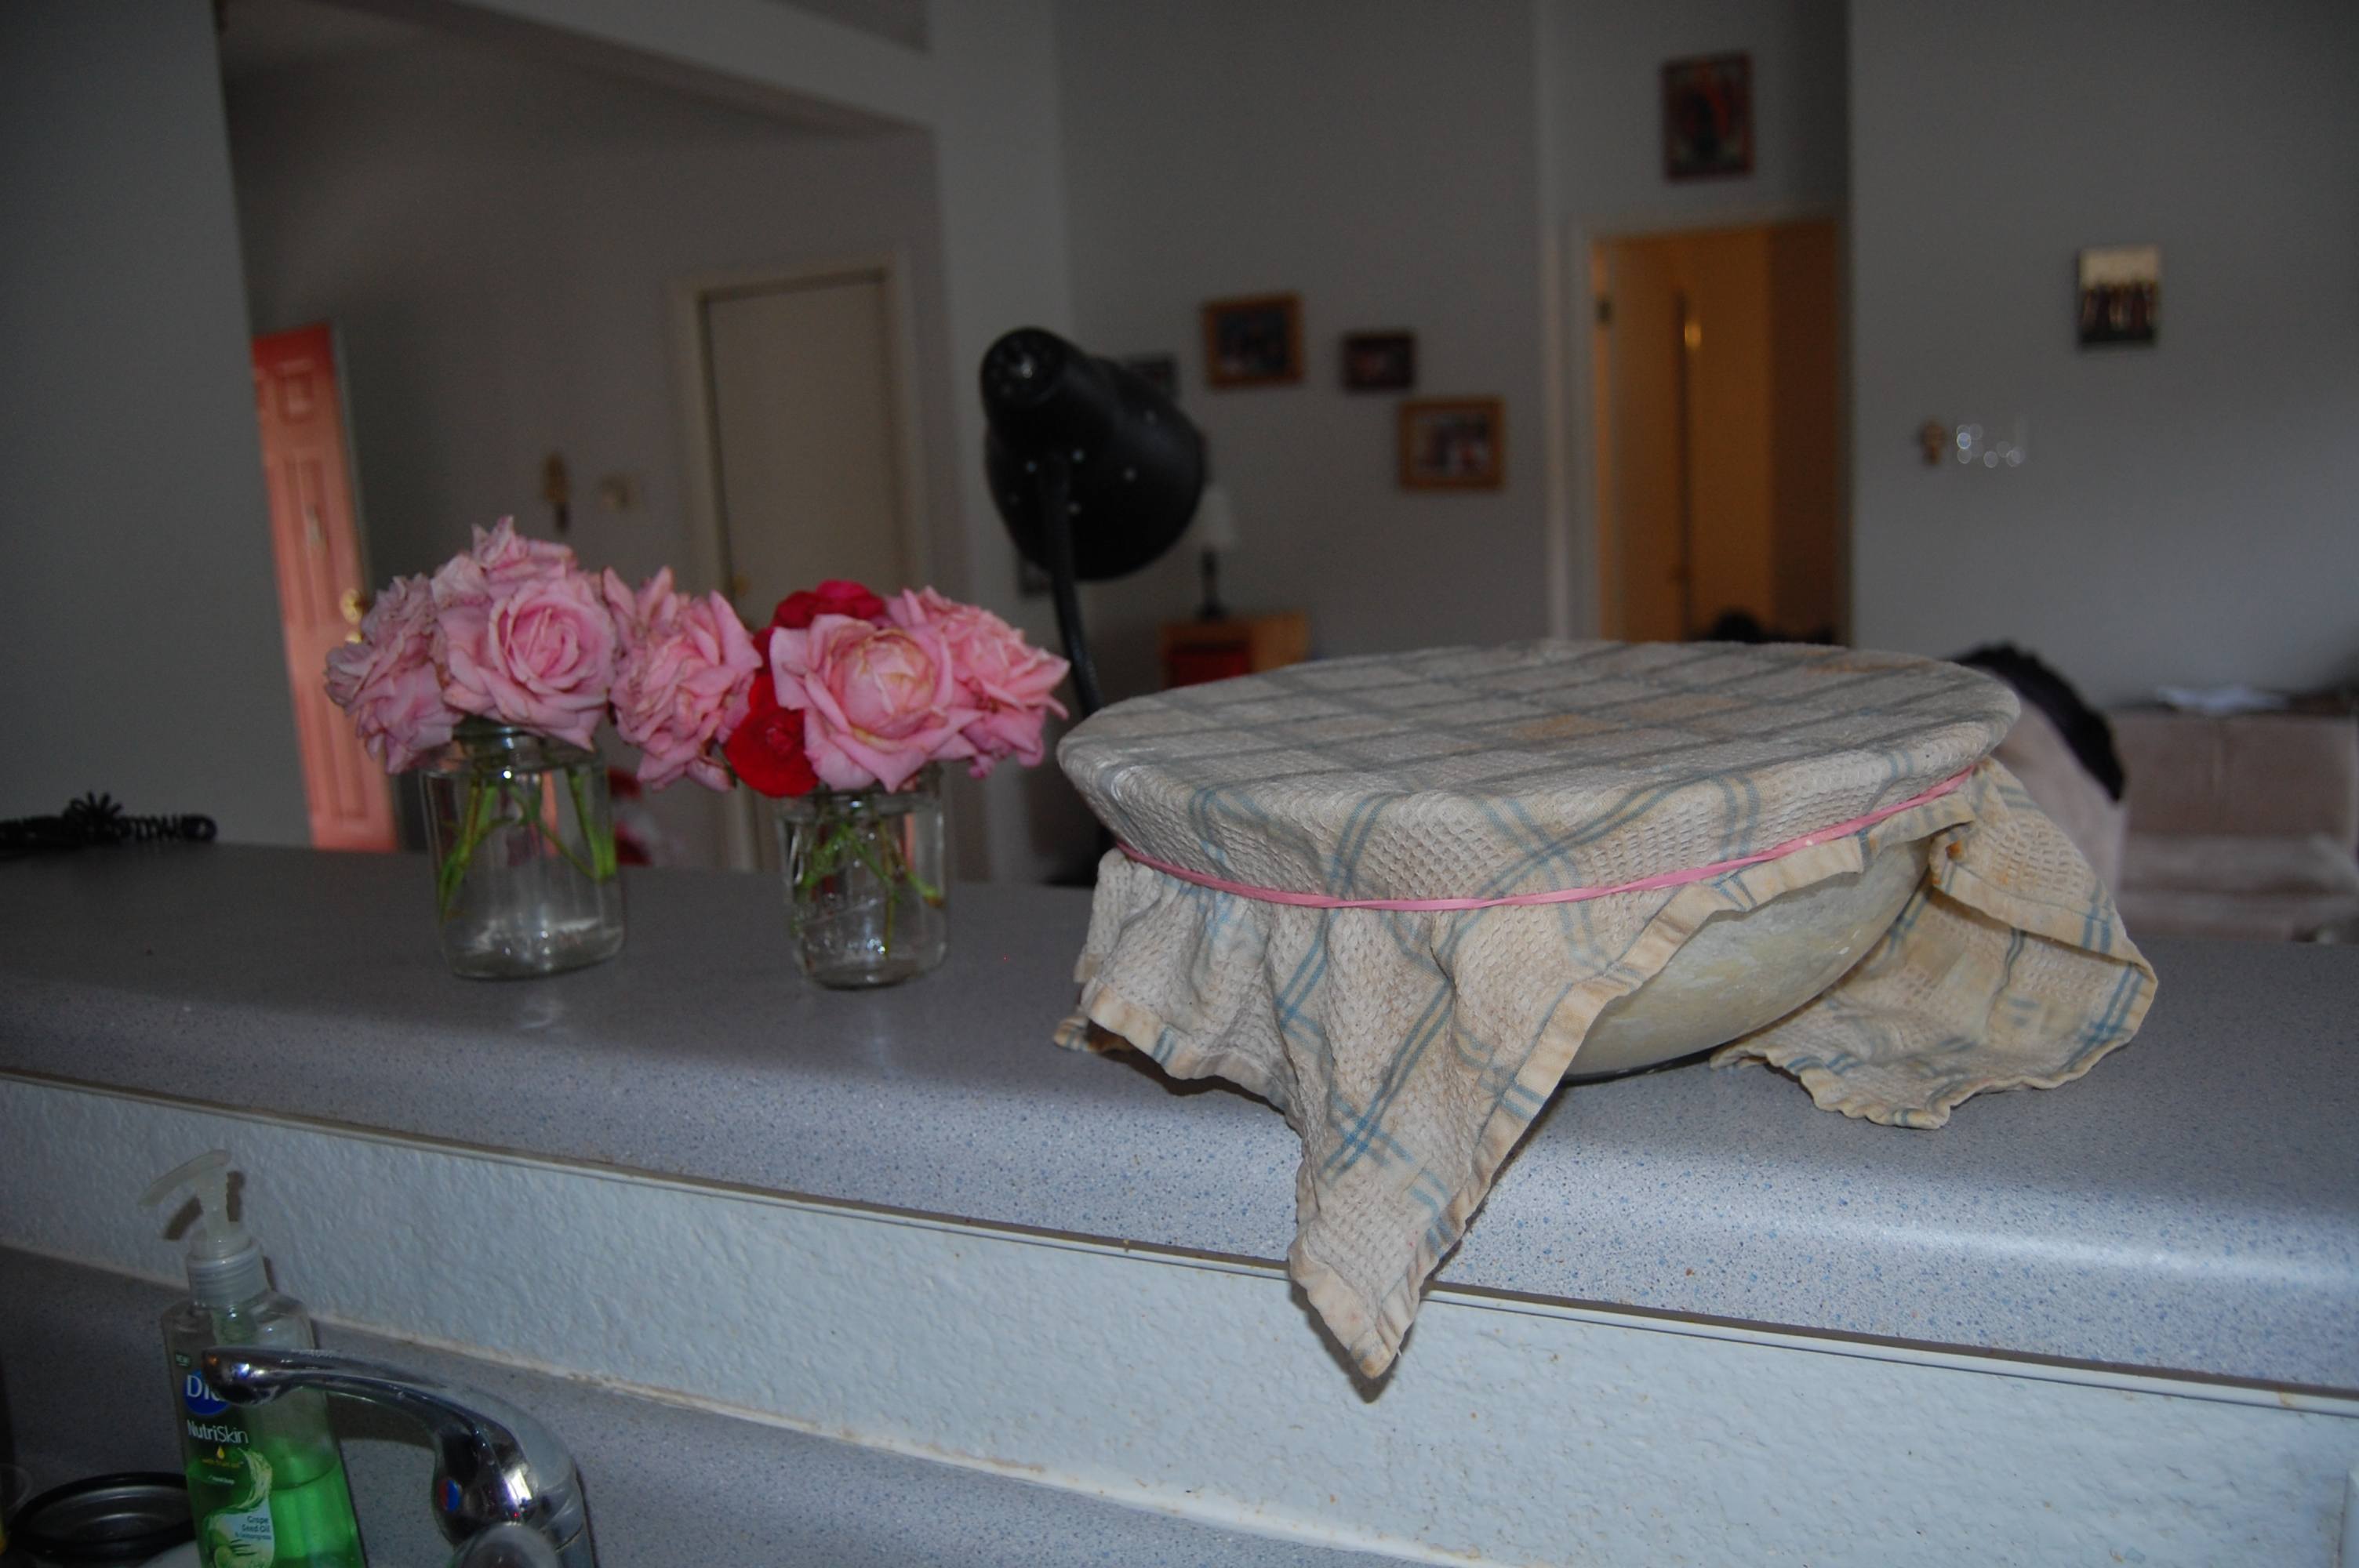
[774,765,947,988]
[418,721,626,979]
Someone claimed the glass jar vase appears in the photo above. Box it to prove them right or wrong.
[418,721,626,978]
[774,765,947,988]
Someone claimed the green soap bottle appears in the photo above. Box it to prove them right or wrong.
[145,1151,367,1568]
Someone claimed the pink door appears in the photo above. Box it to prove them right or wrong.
[253,325,398,851]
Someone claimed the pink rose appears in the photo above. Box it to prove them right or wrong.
[602,568,761,792]
[887,588,1070,775]
[324,573,460,771]
[437,564,617,749]
[429,517,576,608]
[769,613,976,792]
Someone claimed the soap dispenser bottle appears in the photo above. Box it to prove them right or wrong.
[144,1150,367,1568]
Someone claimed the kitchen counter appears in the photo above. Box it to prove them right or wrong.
[2,843,2354,1393]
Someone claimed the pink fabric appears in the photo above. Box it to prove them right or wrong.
[1119,768,1975,911]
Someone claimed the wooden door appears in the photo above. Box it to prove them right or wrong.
[253,324,396,851]
[1593,238,1688,641]
[693,267,915,871]
[1593,222,1839,643]
[701,269,910,621]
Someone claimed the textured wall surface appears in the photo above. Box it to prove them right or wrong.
[6,1076,2352,1566]
[0,1247,1381,1567]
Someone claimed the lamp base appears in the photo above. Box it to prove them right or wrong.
[1196,549,1229,623]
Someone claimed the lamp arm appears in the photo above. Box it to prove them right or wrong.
[1038,455,1103,717]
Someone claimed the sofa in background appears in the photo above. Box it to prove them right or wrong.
[2107,708,2359,942]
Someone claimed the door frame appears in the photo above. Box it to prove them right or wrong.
[668,251,932,870]
[1554,206,1849,646]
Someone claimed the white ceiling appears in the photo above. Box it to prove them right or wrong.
[215,0,431,79]
[218,0,927,84]
[765,0,928,54]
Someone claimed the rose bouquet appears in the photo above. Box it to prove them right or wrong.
[327,521,633,975]
[715,578,1070,985]
[328,519,1068,985]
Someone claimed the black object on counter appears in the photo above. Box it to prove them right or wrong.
[0,795,216,859]
[5,1472,192,1564]
[981,327,1207,717]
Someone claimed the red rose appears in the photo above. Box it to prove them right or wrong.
[772,579,886,632]
[722,678,820,797]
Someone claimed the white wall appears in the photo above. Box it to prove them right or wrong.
[227,35,968,866]
[339,0,1092,881]
[0,1,309,842]
[927,0,1101,881]
[1850,1,2359,704]
[229,42,961,604]
[1544,0,1847,233]
[1542,0,1848,637]
[1056,0,1554,699]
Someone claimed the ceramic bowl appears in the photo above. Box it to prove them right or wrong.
[1570,837,1931,1078]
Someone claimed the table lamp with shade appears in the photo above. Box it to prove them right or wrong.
[981,327,1205,717]
[1191,483,1240,622]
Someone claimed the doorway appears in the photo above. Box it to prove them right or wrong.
[674,257,929,869]
[253,323,397,852]
[1589,220,1841,644]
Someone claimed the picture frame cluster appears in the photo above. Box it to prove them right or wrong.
[1185,294,1503,491]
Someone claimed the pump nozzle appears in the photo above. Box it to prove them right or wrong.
[143,1149,268,1308]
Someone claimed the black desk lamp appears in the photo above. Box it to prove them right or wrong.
[982,328,1205,717]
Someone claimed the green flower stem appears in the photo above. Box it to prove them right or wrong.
[435,775,501,921]
[565,769,619,881]
[883,826,944,906]
[436,765,613,924]
[791,787,940,956]
[503,777,599,884]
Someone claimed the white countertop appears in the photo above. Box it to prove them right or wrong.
[2,844,2353,1392]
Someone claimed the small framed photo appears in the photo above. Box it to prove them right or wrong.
[1342,331,1416,392]
[1202,293,1303,387]
[2077,245,2159,347]
[1663,53,1752,181]
[1121,353,1180,400]
[1399,397,1505,491]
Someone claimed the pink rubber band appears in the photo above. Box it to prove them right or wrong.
[1118,767,1976,912]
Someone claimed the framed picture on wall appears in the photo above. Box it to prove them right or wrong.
[2077,245,2159,347]
[1399,397,1505,490]
[1342,331,1416,391]
[1662,53,1752,180]
[1202,293,1303,387]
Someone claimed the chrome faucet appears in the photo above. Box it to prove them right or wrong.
[198,1346,598,1568]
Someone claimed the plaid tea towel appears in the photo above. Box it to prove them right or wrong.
[1056,643,2154,1376]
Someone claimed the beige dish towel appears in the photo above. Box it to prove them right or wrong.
[1056,643,2156,1377]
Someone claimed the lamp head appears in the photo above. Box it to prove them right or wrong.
[983,328,1205,581]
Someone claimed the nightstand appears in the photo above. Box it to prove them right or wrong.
[1158,611,1310,688]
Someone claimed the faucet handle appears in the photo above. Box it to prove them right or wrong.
[200,1347,594,1566]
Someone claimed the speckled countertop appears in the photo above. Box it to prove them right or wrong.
[0,1247,1384,1566]
[2,845,2353,1392]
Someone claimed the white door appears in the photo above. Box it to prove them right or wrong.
[702,269,910,619]
[685,263,921,870]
